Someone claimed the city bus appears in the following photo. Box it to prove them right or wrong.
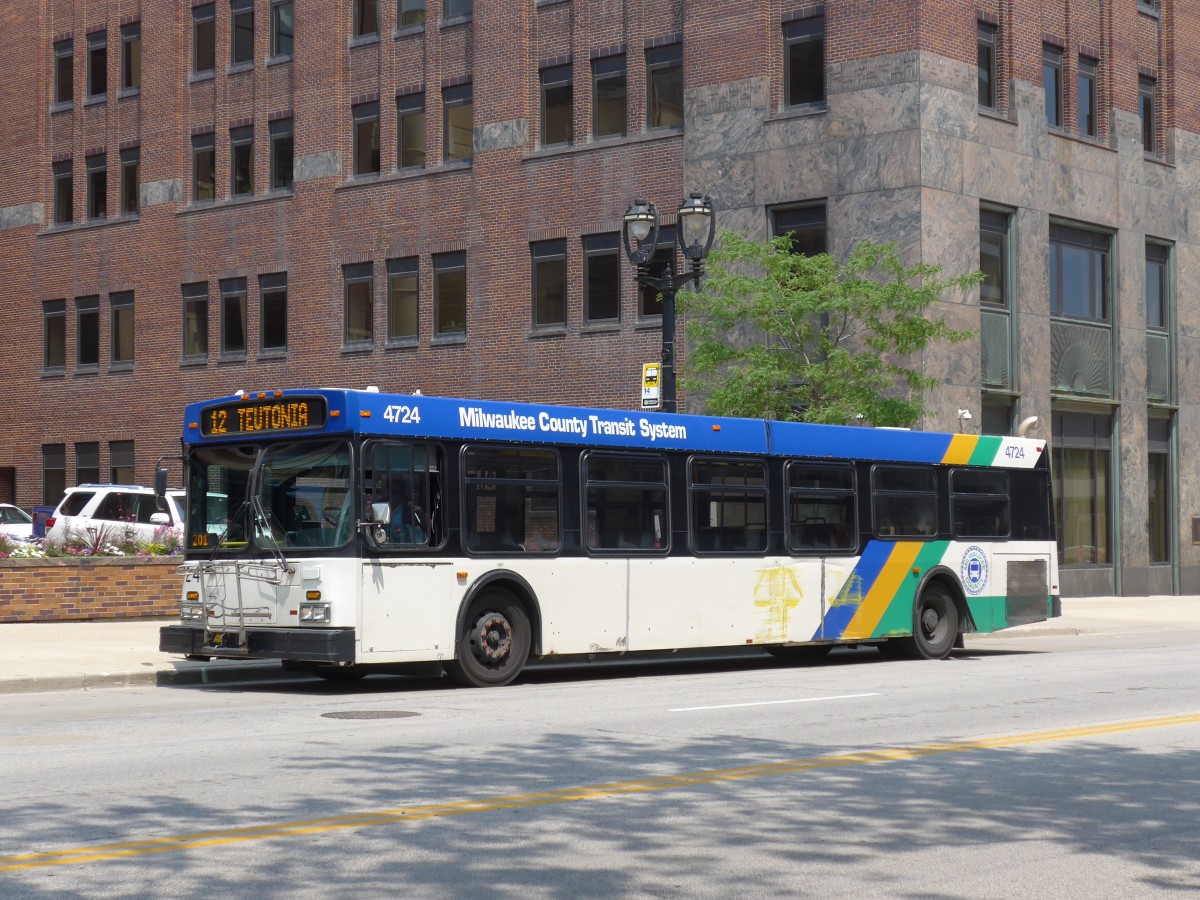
[159,388,1060,686]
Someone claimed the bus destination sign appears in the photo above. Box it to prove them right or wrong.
[201,396,328,437]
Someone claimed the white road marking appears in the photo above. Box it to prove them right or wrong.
[669,692,880,712]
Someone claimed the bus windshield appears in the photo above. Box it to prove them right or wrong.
[186,439,354,552]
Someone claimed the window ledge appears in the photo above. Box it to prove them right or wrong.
[227,62,254,76]
[83,94,107,107]
[341,343,375,355]
[523,128,679,163]
[266,54,293,67]
[73,365,100,376]
[394,24,426,38]
[635,319,664,332]
[176,191,294,216]
[217,354,247,364]
[765,102,827,124]
[180,357,210,367]
[257,348,288,359]
[430,335,467,346]
[40,367,67,379]
[117,87,141,100]
[385,339,419,350]
[530,325,567,338]
[107,362,135,374]
[439,15,472,29]
[580,321,621,334]
[350,33,380,49]
[188,71,216,84]
[50,101,73,115]
[977,105,1016,125]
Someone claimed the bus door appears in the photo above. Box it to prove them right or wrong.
[358,442,453,657]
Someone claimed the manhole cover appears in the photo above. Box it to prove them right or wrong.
[321,710,420,720]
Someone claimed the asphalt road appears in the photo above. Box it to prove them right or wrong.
[1,633,1198,898]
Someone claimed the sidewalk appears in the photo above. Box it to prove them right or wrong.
[0,597,1198,694]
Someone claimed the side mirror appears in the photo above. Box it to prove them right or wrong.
[149,512,170,526]
[370,502,391,525]
[153,467,169,510]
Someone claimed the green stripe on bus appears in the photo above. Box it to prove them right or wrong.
[968,435,1003,466]
[871,541,951,638]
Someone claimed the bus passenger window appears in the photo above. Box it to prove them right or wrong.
[583,452,668,553]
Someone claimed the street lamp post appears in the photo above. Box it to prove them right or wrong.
[622,191,715,413]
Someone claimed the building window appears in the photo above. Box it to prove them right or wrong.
[980,210,1009,308]
[1052,412,1111,566]
[434,251,466,337]
[76,296,100,369]
[353,102,381,176]
[44,300,66,370]
[398,94,426,169]
[271,1,295,58]
[772,203,827,255]
[121,24,141,90]
[269,118,294,190]
[76,443,101,487]
[1148,417,1171,564]
[1043,45,1063,129]
[540,65,573,147]
[354,0,378,37]
[977,22,997,109]
[443,83,473,163]
[110,441,134,484]
[592,55,626,138]
[43,445,66,507]
[87,31,107,99]
[1078,57,1097,137]
[785,16,825,108]
[231,126,254,196]
[344,263,374,345]
[583,233,620,323]
[193,4,216,75]
[86,155,107,221]
[387,257,419,342]
[400,0,425,28]
[54,40,73,104]
[640,226,675,319]
[1146,241,1172,403]
[1140,76,1157,155]
[1049,224,1109,321]
[980,402,1011,436]
[532,240,567,328]
[231,0,254,66]
[182,283,209,359]
[646,44,682,129]
[220,278,247,357]
[53,160,73,225]
[192,133,216,203]
[260,273,288,351]
[110,291,134,365]
[120,148,139,215]
[444,0,471,19]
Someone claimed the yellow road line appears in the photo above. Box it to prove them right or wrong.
[3,712,1198,872]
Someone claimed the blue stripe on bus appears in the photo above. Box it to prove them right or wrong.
[814,541,894,641]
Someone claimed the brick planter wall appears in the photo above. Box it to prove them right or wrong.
[0,557,183,623]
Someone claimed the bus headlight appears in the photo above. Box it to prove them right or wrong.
[299,602,331,623]
[180,602,205,621]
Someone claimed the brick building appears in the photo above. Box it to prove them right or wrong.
[0,0,1195,597]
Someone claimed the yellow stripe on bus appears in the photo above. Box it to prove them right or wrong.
[840,542,924,640]
[941,433,978,465]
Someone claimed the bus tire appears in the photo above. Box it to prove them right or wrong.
[446,590,531,688]
[901,582,959,660]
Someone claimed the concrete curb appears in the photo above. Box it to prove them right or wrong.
[0,662,293,695]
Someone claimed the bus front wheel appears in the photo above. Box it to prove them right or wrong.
[901,583,959,660]
[446,590,531,688]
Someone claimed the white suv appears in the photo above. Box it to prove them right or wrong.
[44,484,185,545]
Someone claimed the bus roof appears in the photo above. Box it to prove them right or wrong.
[182,389,1046,469]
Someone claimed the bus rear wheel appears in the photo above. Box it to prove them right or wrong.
[446,590,531,688]
[901,583,959,660]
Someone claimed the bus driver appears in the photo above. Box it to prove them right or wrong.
[389,473,427,544]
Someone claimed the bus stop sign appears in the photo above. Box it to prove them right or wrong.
[641,363,661,410]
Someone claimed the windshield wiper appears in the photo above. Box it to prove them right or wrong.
[251,494,293,574]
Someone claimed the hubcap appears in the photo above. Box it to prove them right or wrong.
[921,606,941,637]
[471,613,513,664]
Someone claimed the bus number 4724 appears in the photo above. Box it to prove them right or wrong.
[383,405,421,424]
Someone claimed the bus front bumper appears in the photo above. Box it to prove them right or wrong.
[160,625,355,663]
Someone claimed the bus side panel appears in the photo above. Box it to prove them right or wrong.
[521,559,629,655]
[624,557,830,652]
[359,561,454,657]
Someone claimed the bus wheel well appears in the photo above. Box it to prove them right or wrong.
[458,573,543,658]
[923,570,975,635]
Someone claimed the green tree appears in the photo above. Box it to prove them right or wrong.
[678,232,980,427]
